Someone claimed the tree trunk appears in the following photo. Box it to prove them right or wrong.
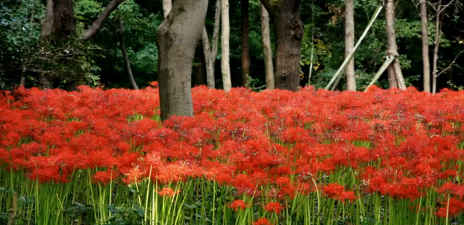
[41,0,75,41]
[81,0,126,40]
[261,4,274,90]
[202,0,221,89]
[385,0,406,90]
[344,0,356,91]
[221,0,232,91]
[261,0,303,91]
[241,0,251,86]
[119,20,139,90]
[432,7,441,94]
[162,0,172,18]
[157,0,208,120]
[420,0,431,93]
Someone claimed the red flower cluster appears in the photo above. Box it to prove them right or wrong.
[253,217,272,225]
[263,201,283,214]
[322,183,357,202]
[229,199,247,211]
[1,85,464,217]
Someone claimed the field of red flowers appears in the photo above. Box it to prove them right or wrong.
[1,85,464,225]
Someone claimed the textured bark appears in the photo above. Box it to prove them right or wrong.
[202,0,221,89]
[157,0,208,120]
[162,0,172,18]
[41,0,75,41]
[420,0,431,92]
[241,0,251,86]
[344,0,356,91]
[81,0,126,40]
[119,20,139,90]
[261,4,274,90]
[221,0,232,91]
[261,0,303,91]
[385,0,406,90]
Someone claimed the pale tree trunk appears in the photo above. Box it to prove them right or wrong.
[261,4,274,90]
[202,0,221,89]
[344,0,356,91]
[432,6,441,94]
[41,0,74,41]
[385,0,406,90]
[81,0,126,40]
[430,0,455,94]
[119,20,139,90]
[420,0,431,93]
[163,0,172,18]
[157,0,208,120]
[221,0,232,91]
[261,0,303,91]
[241,0,251,86]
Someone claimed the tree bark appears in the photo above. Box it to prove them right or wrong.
[119,20,139,90]
[162,0,172,18]
[420,0,431,92]
[261,4,274,90]
[221,0,232,91]
[344,0,356,91]
[432,3,441,94]
[202,0,221,89]
[241,0,251,86]
[81,0,126,40]
[385,0,406,90]
[41,0,75,41]
[157,0,208,120]
[260,0,303,91]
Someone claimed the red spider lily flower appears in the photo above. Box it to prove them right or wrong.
[158,187,180,197]
[253,217,272,225]
[229,199,247,211]
[264,201,284,214]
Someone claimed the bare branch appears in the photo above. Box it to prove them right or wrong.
[81,0,126,40]
[437,48,464,77]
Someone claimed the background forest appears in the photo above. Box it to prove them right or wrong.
[0,0,463,91]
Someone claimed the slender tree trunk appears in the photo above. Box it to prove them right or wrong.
[344,0,356,91]
[41,0,54,39]
[420,0,431,92]
[202,0,221,89]
[119,20,139,90]
[221,0,232,91]
[162,0,172,18]
[157,0,208,120]
[241,0,251,86]
[261,4,274,90]
[261,0,303,91]
[81,0,126,40]
[432,4,442,94]
[385,0,406,90]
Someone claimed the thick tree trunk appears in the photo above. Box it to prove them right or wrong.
[261,0,303,91]
[241,0,250,86]
[385,0,406,90]
[119,20,139,90]
[41,0,75,41]
[202,0,221,89]
[261,4,274,90]
[221,0,232,91]
[344,0,356,91]
[420,0,431,93]
[162,0,172,18]
[81,0,126,40]
[157,0,208,120]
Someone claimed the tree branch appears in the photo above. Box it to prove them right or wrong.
[81,0,126,40]
[437,48,464,77]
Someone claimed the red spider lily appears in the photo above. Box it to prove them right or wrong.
[264,201,284,214]
[253,217,272,225]
[158,187,180,197]
[229,199,247,211]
